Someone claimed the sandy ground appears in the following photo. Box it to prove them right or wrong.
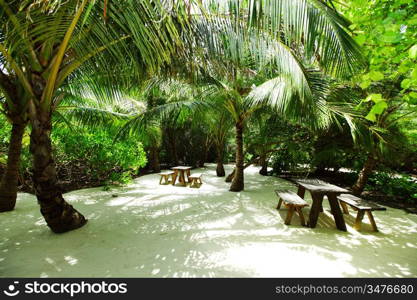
[1,164,416,278]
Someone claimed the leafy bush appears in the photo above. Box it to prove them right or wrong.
[51,125,147,186]
[271,143,313,174]
[367,172,417,204]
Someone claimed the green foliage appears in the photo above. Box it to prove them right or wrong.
[367,172,417,204]
[339,0,417,113]
[52,126,147,185]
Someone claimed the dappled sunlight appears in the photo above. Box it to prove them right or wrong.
[0,164,416,277]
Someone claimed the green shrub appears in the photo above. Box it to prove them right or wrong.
[367,172,417,204]
[52,125,147,185]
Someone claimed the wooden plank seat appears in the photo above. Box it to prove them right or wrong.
[159,171,175,185]
[188,173,203,188]
[275,190,309,226]
[337,193,386,232]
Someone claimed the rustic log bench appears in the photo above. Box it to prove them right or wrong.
[189,173,203,188]
[275,190,309,226]
[159,171,175,185]
[337,194,386,232]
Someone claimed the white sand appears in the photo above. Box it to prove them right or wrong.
[1,164,416,278]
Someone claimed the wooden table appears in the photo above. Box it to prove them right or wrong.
[171,166,192,186]
[294,179,349,231]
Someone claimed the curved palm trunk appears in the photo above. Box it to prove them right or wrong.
[226,156,260,182]
[230,123,244,192]
[225,169,235,183]
[259,155,268,176]
[30,111,87,233]
[0,122,26,212]
[352,154,377,196]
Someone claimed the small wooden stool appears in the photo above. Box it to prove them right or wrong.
[159,171,175,185]
[275,190,309,226]
[188,173,203,188]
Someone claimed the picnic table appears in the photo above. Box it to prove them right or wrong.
[171,166,192,186]
[294,179,349,231]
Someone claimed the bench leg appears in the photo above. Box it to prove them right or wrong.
[296,207,306,226]
[340,202,349,214]
[285,206,295,225]
[366,210,378,232]
[276,198,283,210]
[354,210,365,231]
[159,176,163,185]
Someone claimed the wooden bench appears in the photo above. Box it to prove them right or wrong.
[188,173,203,188]
[159,171,175,185]
[275,190,309,226]
[337,194,386,232]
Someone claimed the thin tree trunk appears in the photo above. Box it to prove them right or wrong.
[197,147,207,168]
[149,147,161,173]
[0,122,26,212]
[352,154,377,196]
[30,110,87,233]
[216,144,225,177]
[259,155,268,176]
[226,156,260,182]
[230,123,244,192]
[168,132,179,166]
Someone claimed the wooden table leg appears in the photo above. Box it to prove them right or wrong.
[308,192,323,228]
[297,185,306,198]
[179,170,186,186]
[172,170,178,186]
[328,193,347,231]
[186,169,191,183]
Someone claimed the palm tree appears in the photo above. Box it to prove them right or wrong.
[118,0,365,191]
[0,94,28,212]
[194,5,364,191]
[206,105,233,177]
[0,0,191,233]
[351,100,415,195]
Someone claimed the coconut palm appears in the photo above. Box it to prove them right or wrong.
[0,0,192,232]
[117,0,365,191]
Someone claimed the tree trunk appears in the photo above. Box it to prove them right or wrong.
[259,155,268,176]
[149,147,161,173]
[230,123,244,192]
[30,111,87,233]
[0,122,26,212]
[225,169,235,183]
[352,154,377,196]
[169,134,179,166]
[226,156,260,182]
[216,145,225,177]
[197,148,207,168]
